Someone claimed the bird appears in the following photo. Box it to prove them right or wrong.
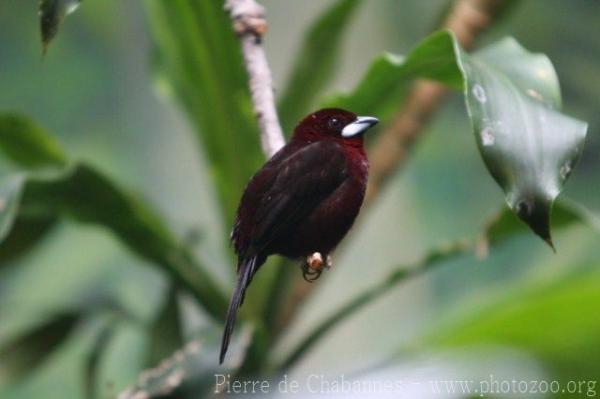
[220,108,378,363]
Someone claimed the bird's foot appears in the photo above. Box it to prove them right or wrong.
[301,252,331,282]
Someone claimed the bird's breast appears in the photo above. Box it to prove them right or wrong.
[274,156,368,258]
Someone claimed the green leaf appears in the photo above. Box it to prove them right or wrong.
[0,175,28,245]
[277,196,596,371]
[0,165,227,320]
[423,269,600,382]
[459,38,588,247]
[324,31,463,121]
[39,0,83,53]
[478,199,600,256]
[0,311,80,383]
[277,0,362,131]
[0,115,63,263]
[84,315,119,399]
[0,114,227,320]
[0,214,56,265]
[143,0,262,225]
[118,327,251,399]
[146,285,184,366]
[0,114,66,169]
[327,31,588,246]
[90,318,149,399]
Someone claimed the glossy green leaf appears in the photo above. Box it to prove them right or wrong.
[143,0,262,225]
[459,38,588,247]
[327,31,588,246]
[277,0,362,131]
[39,0,83,53]
[118,327,251,399]
[478,199,600,255]
[324,31,463,121]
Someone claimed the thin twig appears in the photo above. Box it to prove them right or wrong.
[276,240,471,372]
[225,0,285,157]
[118,340,202,399]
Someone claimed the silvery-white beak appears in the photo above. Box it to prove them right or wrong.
[341,116,379,138]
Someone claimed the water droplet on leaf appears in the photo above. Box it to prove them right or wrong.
[526,89,543,102]
[472,84,487,103]
[560,161,572,180]
[481,127,495,146]
[65,0,81,15]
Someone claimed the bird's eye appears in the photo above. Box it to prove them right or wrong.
[328,117,342,129]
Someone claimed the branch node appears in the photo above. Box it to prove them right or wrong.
[226,0,266,34]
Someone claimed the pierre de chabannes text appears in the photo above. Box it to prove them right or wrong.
[214,374,598,396]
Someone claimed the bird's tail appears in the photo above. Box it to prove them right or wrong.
[219,255,261,364]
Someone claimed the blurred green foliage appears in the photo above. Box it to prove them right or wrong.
[277,0,362,132]
[0,114,227,321]
[422,268,600,397]
[0,1,598,398]
[144,0,263,226]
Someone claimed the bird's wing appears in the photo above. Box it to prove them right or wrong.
[222,141,345,362]
[232,140,347,259]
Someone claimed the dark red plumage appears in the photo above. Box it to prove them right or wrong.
[220,108,378,363]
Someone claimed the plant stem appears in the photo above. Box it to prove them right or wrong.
[276,240,471,372]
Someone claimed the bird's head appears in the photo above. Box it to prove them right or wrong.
[292,108,378,145]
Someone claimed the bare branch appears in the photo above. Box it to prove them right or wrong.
[225,0,285,157]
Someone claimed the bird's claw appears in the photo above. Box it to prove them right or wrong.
[302,266,321,282]
[301,252,331,282]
